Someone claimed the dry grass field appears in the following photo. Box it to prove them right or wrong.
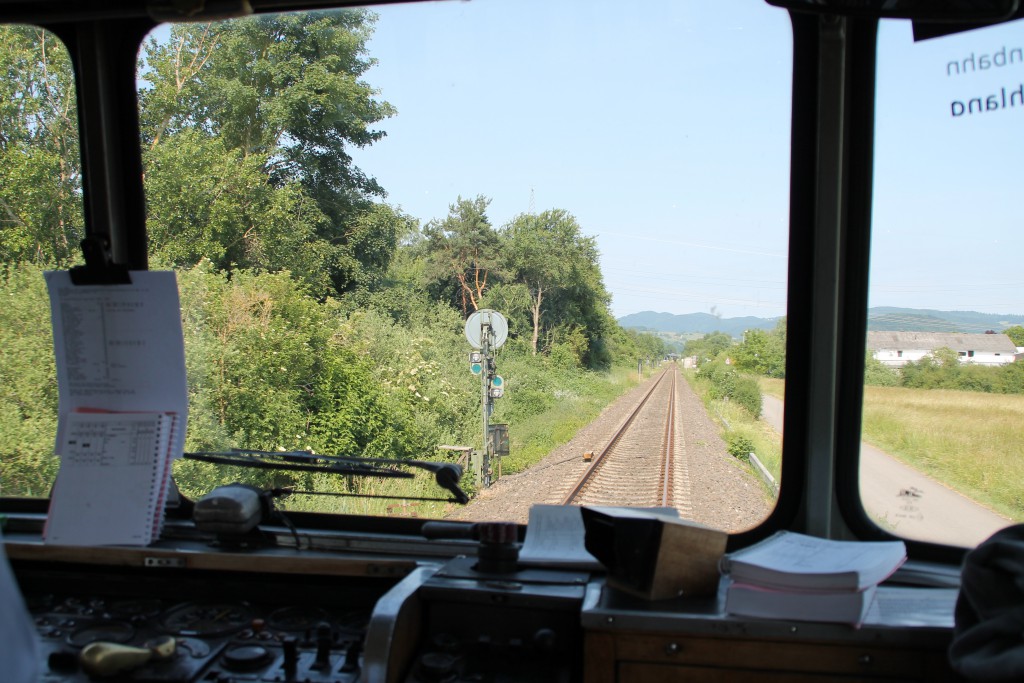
[761,378,1024,521]
[861,386,1024,521]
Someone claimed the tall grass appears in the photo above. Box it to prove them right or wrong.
[759,378,1024,522]
[760,378,784,400]
[861,386,1024,521]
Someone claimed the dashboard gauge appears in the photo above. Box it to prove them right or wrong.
[67,620,135,647]
[161,602,254,637]
[267,606,330,632]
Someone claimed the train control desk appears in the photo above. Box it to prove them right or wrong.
[4,512,966,683]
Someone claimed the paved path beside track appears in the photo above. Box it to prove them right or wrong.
[761,395,1009,547]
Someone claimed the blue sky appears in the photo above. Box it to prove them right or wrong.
[349,1,1023,320]
[872,17,1024,319]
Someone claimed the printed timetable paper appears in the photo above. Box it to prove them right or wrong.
[44,270,188,457]
[44,411,177,546]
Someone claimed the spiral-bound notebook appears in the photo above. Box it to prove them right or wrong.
[44,411,177,546]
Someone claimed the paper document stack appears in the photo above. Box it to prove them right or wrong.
[44,411,179,546]
[43,271,188,546]
[720,531,907,627]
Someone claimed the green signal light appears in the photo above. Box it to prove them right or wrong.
[491,375,504,388]
[470,362,483,375]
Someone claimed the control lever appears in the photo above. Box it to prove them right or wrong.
[80,635,176,677]
[422,521,519,574]
[282,636,299,681]
[341,640,361,673]
[312,622,333,670]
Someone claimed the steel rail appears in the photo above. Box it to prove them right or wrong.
[659,364,677,507]
[561,366,671,506]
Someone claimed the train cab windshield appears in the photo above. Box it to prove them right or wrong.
[2,0,1020,547]
[2,0,796,531]
[1,0,1023,681]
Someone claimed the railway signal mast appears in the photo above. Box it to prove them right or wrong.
[464,309,508,487]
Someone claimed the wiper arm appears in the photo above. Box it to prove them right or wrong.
[183,450,469,504]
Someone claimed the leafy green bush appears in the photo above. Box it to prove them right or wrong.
[0,264,59,496]
[698,360,762,418]
[731,321,786,379]
[899,347,1024,395]
[730,377,763,419]
[864,352,900,387]
[684,332,734,365]
[726,433,754,460]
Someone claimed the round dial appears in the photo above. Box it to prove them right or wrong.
[162,602,253,637]
[67,621,135,647]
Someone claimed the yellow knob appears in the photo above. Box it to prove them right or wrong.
[79,636,176,677]
[80,642,154,677]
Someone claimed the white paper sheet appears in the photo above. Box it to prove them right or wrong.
[45,270,188,458]
[720,531,907,591]
[863,586,958,628]
[519,505,603,569]
[44,411,177,546]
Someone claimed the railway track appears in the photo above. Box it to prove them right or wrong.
[561,363,692,515]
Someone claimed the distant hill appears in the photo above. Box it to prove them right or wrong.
[617,311,780,338]
[619,308,1024,337]
[866,307,1024,333]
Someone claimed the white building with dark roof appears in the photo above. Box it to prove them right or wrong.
[866,332,1018,367]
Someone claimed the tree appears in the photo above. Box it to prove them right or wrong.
[932,346,961,367]
[138,11,400,296]
[505,210,579,354]
[684,332,734,364]
[863,350,899,387]
[0,26,82,266]
[0,264,59,496]
[1003,325,1024,347]
[698,359,762,418]
[422,196,501,316]
[613,328,669,362]
[337,203,416,294]
[504,209,612,363]
[732,319,786,378]
[175,264,448,497]
[144,130,339,295]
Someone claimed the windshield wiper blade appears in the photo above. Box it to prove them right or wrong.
[185,450,412,478]
[183,449,469,504]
